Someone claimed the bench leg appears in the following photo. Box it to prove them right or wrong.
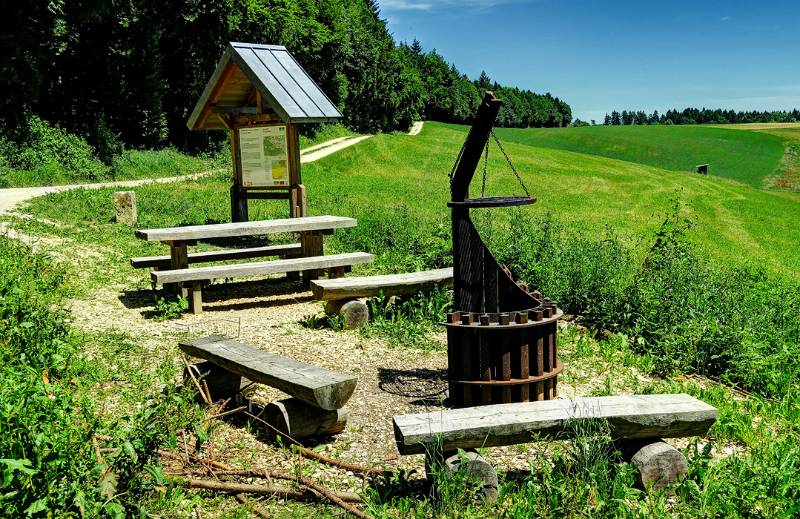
[329,266,346,279]
[169,241,190,299]
[300,232,324,287]
[189,281,203,314]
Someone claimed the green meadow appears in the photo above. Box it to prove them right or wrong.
[21,121,800,278]
[493,123,787,187]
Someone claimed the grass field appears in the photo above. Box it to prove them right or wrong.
[16,122,800,280]
[7,121,800,517]
[492,123,787,187]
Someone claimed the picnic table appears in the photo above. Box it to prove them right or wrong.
[134,215,373,313]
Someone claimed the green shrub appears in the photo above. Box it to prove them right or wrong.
[490,210,632,323]
[110,148,209,180]
[0,115,108,186]
[487,207,800,400]
[332,205,451,272]
[0,237,195,516]
[617,212,800,397]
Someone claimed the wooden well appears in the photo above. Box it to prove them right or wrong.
[445,92,562,407]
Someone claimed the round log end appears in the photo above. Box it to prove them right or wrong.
[630,441,688,491]
[340,299,369,329]
[439,451,498,501]
[265,398,348,439]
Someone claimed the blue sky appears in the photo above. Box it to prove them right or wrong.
[378,0,800,122]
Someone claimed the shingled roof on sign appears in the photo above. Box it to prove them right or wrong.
[187,42,342,130]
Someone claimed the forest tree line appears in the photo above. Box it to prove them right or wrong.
[601,108,800,126]
[2,0,571,160]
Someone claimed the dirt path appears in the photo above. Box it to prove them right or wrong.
[0,135,370,216]
[407,121,424,136]
[300,135,371,163]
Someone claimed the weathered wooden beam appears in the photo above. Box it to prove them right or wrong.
[393,394,717,455]
[131,243,302,269]
[178,336,357,411]
[136,215,357,242]
[211,105,259,115]
[152,252,374,284]
[311,268,453,301]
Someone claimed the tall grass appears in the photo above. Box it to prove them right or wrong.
[490,206,800,400]
[0,237,197,516]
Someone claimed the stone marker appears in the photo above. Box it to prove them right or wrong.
[114,191,137,225]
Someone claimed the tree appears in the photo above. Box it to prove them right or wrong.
[604,113,612,125]
[477,70,491,89]
[611,111,621,125]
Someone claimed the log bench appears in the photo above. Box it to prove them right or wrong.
[156,252,374,314]
[180,336,357,439]
[393,394,717,495]
[310,267,453,328]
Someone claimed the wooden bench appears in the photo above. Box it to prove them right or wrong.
[393,394,717,493]
[180,336,357,439]
[310,267,453,328]
[135,215,360,301]
[154,252,374,314]
[131,243,302,269]
[310,267,453,301]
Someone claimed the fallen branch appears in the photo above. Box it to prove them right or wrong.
[243,411,384,475]
[180,355,211,406]
[203,406,248,422]
[183,478,363,505]
[160,450,368,516]
[210,469,368,518]
[292,445,385,475]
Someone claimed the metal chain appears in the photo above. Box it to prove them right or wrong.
[491,130,531,197]
[480,139,489,197]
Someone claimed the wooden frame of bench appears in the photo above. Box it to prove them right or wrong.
[393,394,717,455]
[154,252,374,313]
[179,336,357,411]
[135,215,359,298]
[131,243,302,270]
[310,267,454,301]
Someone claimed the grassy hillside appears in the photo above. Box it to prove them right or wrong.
[491,123,786,187]
[19,122,800,279]
[304,122,800,277]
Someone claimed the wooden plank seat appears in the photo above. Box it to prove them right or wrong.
[310,267,453,301]
[154,252,374,313]
[393,394,717,455]
[131,243,302,269]
[135,215,357,242]
[179,336,357,411]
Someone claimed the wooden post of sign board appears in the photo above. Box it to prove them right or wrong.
[230,128,248,223]
[286,124,307,218]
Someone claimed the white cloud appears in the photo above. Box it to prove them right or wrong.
[720,16,731,22]
[379,0,535,12]
[381,0,433,10]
